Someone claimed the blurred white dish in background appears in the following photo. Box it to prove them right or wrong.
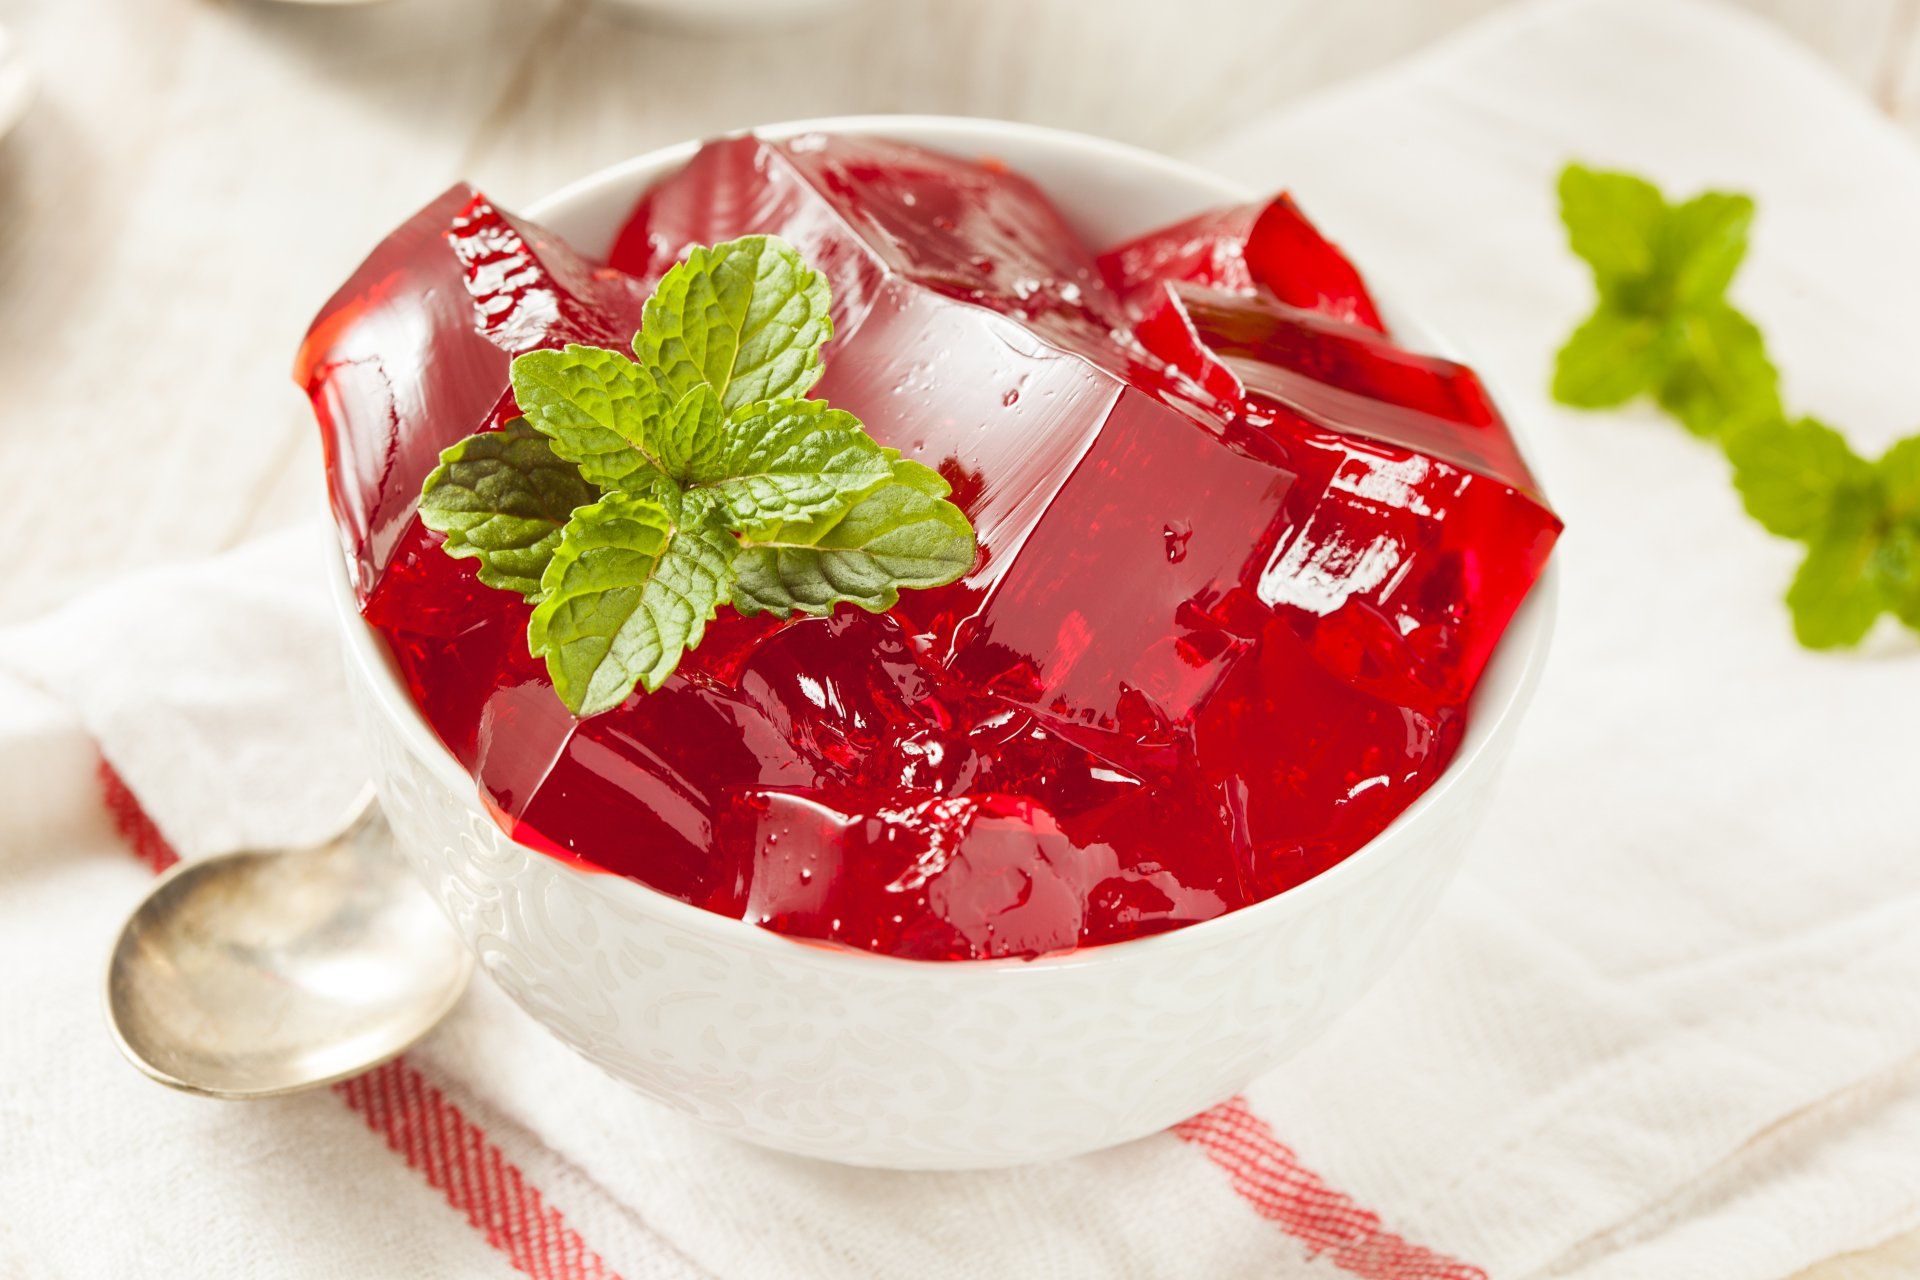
[250,0,852,20]
[0,26,34,144]
[598,0,865,27]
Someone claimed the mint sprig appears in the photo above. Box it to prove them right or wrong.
[1553,164,1780,436]
[418,234,978,716]
[1553,163,1920,650]
[1728,421,1920,648]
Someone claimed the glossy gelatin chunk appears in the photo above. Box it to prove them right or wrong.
[1192,609,1467,897]
[611,133,1132,368]
[1247,411,1557,713]
[1130,283,1560,710]
[301,185,683,887]
[303,132,1559,962]
[1156,284,1540,500]
[721,786,1238,960]
[1099,193,1385,332]
[297,186,649,598]
[706,611,1246,959]
[1098,204,1257,304]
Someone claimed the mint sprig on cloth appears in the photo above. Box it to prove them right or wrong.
[1553,164,1920,649]
[1553,164,1780,437]
[419,235,979,716]
[1727,422,1920,648]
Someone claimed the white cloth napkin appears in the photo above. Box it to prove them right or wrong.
[6,0,1920,1276]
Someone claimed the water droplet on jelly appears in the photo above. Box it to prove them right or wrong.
[1002,388,1020,407]
[1163,522,1192,563]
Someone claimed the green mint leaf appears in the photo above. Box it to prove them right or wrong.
[426,235,981,706]
[1726,416,1868,540]
[635,236,833,413]
[418,419,597,600]
[694,398,895,537]
[1661,191,1754,308]
[654,384,726,481]
[1875,436,1920,518]
[527,491,738,716]
[1867,440,1920,630]
[1786,503,1885,649]
[1654,303,1780,437]
[731,459,976,616]
[1881,519,1920,630]
[1551,305,1671,408]
[1559,164,1667,285]
[511,344,671,491]
[1554,165,1771,439]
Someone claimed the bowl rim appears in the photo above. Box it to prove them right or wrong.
[330,112,1559,976]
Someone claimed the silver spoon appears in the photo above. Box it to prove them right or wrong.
[105,792,471,1098]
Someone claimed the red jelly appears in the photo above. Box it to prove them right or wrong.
[1099,193,1386,332]
[300,133,1560,961]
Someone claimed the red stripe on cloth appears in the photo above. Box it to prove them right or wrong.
[97,760,625,1280]
[1174,1096,1487,1280]
[338,1061,616,1280]
[99,760,180,874]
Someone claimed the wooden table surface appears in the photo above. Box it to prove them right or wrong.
[1,0,1917,1271]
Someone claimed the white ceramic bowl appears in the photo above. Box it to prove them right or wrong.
[331,115,1557,1170]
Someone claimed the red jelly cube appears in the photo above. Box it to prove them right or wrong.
[611,132,1132,370]
[297,186,649,599]
[720,786,1236,961]
[1099,193,1385,333]
[1137,284,1560,709]
[929,381,1299,755]
[1243,196,1385,333]
[1098,204,1258,307]
[1162,284,1542,501]
[1191,611,1467,899]
[1249,413,1558,711]
[719,790,1066,959]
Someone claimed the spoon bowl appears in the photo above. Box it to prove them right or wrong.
[105,801,471,1098]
